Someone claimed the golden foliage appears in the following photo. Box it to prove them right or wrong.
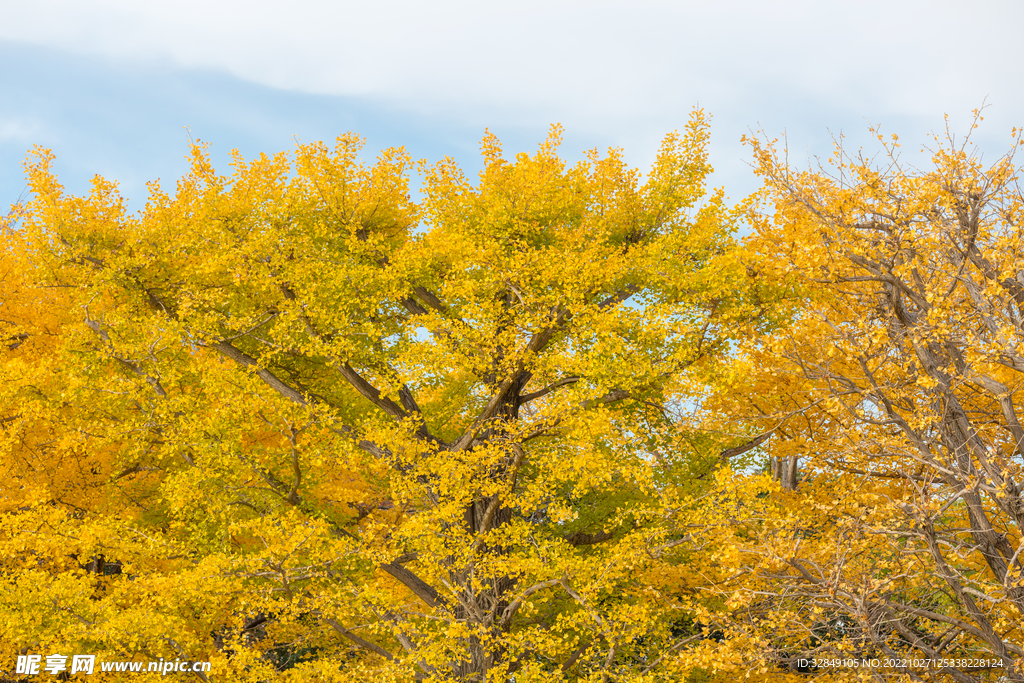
[5,111,1022,683]
[1,112,766,681]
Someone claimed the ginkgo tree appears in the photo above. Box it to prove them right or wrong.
[0,111,768,681]
[686,118,1024,682]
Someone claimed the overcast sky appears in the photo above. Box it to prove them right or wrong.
[2,0,1022,211]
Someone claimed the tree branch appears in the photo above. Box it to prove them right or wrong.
[321,615,395,660]
[380,562,446,609]
[520,376,581,404]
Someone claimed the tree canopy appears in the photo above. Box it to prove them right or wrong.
[693,118,1024,682]
[2,110,1022,682]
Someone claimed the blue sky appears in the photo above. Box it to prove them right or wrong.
[2,0,1022,213]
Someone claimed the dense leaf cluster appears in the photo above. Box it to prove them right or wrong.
[1,111,1022,682]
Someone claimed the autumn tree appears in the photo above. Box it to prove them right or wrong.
[690,118,1024,682]
[0,112,766,681]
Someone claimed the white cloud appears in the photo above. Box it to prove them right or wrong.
[2,0,1021,207]
[0,118,42,142]
[2,0,1021,133]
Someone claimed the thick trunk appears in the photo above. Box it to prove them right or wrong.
[447,379,527,679]
[771,455,799,490]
